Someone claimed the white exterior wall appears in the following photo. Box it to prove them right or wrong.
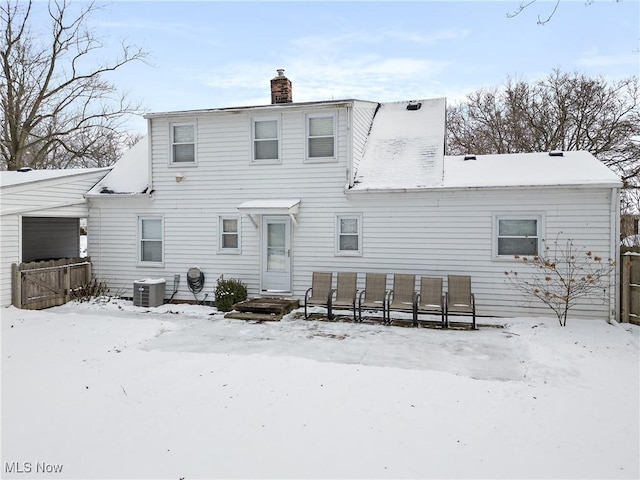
[0,171,107,307]
[88,104,618,320]
[89,103,355,300]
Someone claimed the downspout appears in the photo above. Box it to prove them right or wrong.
[146,118,153,193]
[610,186,621,323]
[345,103,353,191]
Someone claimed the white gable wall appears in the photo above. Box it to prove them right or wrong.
[88,103,355,300]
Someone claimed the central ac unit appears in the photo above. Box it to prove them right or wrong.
[133,278,166,307]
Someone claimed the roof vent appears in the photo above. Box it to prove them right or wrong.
[406,102,422,111]
[549,150,564,157]
[463,154,477,161]
[17,166,33,172]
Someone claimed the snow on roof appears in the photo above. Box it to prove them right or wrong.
[354,98,446,189]
[442,151,621,189]
[0,167,110,188]
[86,137,150,195]
[352,98,621,191]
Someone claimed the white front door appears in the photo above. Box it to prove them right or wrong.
[261,215,291,292]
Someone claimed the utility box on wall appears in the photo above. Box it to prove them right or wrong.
[133,278,166,307]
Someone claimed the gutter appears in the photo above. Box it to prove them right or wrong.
[346,182,623,196]
[1,198,87,216]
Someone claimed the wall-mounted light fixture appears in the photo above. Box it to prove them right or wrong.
[175,172,184,183]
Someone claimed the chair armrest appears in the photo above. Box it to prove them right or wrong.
[305,287,312,300]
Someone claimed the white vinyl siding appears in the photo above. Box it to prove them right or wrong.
[252,117,280,163]
[306,113,336,161]
[89,105,617,320]
[139,216,163,264]
[171,123,196,164]
[494,215,542,257]
[336,214,362,256]
[219,216,240,253]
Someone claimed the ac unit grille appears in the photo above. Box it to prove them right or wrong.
[133,279,166,307]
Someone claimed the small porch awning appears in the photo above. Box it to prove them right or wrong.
[238,198,301,227]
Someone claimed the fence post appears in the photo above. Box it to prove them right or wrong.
[64,265,71,303]
[11,263,21,309]
[621,254,631,323]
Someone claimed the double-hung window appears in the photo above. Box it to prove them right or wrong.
[252,118,279,163]
[307,113,335,161]
[495,215,541,257]
[139,216,163,264]
[219,216,240,253]
[171,123,196,164]
[336,214,362,256]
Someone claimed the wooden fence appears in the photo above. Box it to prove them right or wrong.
[12,257,92,310]
[620,249,640,325]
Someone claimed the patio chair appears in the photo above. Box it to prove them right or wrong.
[446,275,476,329]
[413,276,445,328]
[328,272,358,321]
[358,273,388,323]
[386,274,416,325]
[304,272,333,319]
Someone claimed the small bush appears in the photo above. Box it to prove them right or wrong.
[214,275,248,312]
[71,279,110,302]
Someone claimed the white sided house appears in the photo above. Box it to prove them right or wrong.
[0,167,110,307]
[86,71,622,320]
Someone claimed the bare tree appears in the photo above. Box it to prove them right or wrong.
[506,0,620,25]
[0,0,147,171]
[504,236,616,326]
[447,70,640,210]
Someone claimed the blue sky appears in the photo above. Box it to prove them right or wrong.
[32,1,640,132]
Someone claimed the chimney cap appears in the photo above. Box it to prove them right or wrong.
[276,68,285,77]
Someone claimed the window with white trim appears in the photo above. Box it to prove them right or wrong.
[336,214,362,256]
[495,216,541,257]
[139,216,163,264]
[171,123,196,164]
[307,113,335,160]
[252,118,279,163]
[219,216,240,253]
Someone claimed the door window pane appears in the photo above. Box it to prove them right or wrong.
[267,223,286,270]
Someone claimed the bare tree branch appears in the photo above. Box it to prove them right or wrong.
[447,69,640,213]
[0,0,148,170]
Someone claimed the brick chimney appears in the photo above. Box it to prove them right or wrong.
[270,69,292,104]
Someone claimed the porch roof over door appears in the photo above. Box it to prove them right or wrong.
[237,198,301,227]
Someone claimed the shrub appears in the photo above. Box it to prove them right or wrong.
[214,275,248,312]
[504,236,615,326]
[71,279,110,302]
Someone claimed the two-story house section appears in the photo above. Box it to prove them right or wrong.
[86,70,621,320]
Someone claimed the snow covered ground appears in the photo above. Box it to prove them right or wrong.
[1,299,639,479]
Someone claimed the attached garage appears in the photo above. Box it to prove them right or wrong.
[0,168,110,307]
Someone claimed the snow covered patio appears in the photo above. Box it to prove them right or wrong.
[2,300,639,479]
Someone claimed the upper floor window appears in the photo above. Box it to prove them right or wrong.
[336,214,362,256]
[495,215,541,257]
[307,113,335,161]
[139,216,163,264]
[252,118,280,163]
[171,123,196,164]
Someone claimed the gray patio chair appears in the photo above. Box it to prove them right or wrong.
[304,272,333,319]
[358,273,388,323]
[446,275,476,329]
[328,272,358,321]
[413,276,445,328]
[386,274,416,325]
